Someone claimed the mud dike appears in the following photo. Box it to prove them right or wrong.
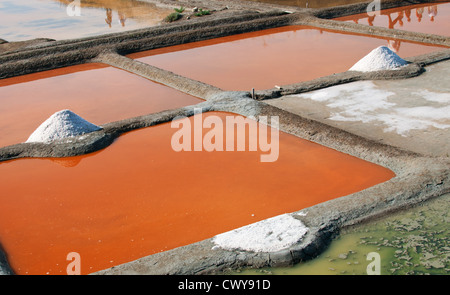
[0,0,449,275]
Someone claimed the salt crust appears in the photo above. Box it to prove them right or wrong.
[212,213,309,253]
[293,81,450,136]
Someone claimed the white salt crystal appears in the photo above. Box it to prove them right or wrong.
[212,213,309,253]
[26,109,101,143]
[349,46,408,72]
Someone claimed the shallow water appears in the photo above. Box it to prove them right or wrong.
[234,193,449,275]
[0,63,201,148]
[336,2,450,36]
[0,112,394,274]
[0,0,173,41]
[129,25,446,91]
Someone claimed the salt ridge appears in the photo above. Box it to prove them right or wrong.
[26,109,102,143]
[349,46,408,72]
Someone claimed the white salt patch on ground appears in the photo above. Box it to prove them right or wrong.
[212,213,308,253]
[349,46,408,72]
[300,81,396,122]
[26,109,102,143]
[292,81,450,136]
[376,112,450,135]
[413,90,450,103]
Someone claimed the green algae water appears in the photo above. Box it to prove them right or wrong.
[232,194,449,275]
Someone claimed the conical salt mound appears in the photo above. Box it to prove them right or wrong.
[349,46,408,72]
[26,110,102,143]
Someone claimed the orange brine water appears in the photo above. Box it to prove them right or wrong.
[0,112,395,275]
[0,63,202,148]
[128,25,446,91]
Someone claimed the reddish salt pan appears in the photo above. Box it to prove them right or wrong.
[0,63,202,147]
[128,25,446,91]
[0,112,395,275]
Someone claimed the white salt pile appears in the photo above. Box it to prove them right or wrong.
[349,46,408,72]
[212,213,309,253]
[26,109,102,143]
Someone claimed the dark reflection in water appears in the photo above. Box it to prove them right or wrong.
[336,2,450,37]
[50,157,83,168]
[104,8,127,27]
[244,0,369,8]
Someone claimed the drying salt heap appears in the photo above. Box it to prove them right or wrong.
[26,109,102,143]
[349,46,408,72]
[212,213,309,253]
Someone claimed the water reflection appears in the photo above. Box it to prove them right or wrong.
[102,7,130,28]
[336,2,450,37]
[0,0,173,41]
[54,0,169,27]
[50,157,83,168]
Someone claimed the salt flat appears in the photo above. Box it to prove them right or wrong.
[266,60,450,157]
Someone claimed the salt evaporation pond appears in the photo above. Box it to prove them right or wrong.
[0,112,394,274]
[336,2,450,37]
[0,63,202,148]
[129,25,446,91]
[234,193,449,275]
[0,0,173,41]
